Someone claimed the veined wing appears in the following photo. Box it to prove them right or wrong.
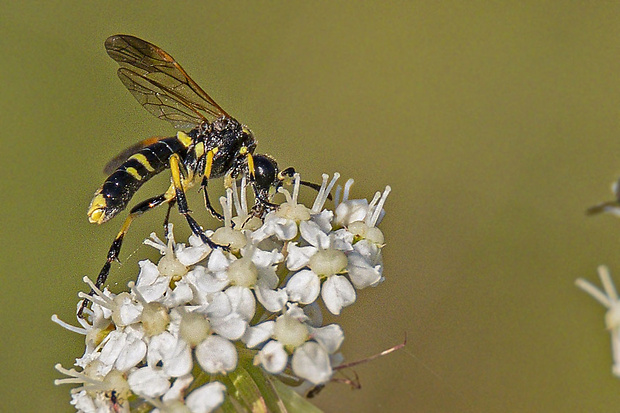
[105,34,229,129]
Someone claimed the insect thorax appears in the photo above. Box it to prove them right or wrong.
[191,117,256,180]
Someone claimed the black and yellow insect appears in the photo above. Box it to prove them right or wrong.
[78,34,305,316]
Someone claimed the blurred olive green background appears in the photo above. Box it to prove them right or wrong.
[3,1,620,412]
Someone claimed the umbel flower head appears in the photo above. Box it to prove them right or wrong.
[54,173,391,412]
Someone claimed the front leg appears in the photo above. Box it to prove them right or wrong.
[250,185,278,218]
[200,176,225,221]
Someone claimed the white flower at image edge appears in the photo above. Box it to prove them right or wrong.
[577,265,620,377]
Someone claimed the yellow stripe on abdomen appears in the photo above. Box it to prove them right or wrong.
[125,167,142,180]
[128,153,155,172]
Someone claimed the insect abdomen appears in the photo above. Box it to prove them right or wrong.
[88,136,189,224]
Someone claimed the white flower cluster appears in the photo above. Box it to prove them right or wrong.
[576,266,620,377]
[54,173,390,412]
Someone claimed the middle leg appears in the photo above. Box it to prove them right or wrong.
[170,154,224,250]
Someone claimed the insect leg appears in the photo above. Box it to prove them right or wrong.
[249,183,278,217]
[200,176,225,221]
[163,199,177,238]
[77,192,171,317]
[169,154,222,250]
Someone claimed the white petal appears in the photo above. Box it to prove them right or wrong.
[252,213,299,241]
[334,199,369,227]
[186,381,227,413]
[147,332,193,377]
[291,341,333,385]
[256,340,288,374]
[286,270,321,304]
[136,260,161,286]
[310,324,344,354]
[162,374,194,402]
[127,366,170,397]
[70,390,96,412]
[347,252,383,289]
[225,286,256,321]
[113,294,143,326]
[255,283,288,313]
[210,315,248,341]
[137,277,170,303]
[246,247,284,268]
[163,280,194,307]
[195,335,238,374]
[321,275,356,315]
[188,232,213,248]
[300,220,331,249]
[176,243,210,266]
[164,341,192,377]
[241,321,275,348]
[353,239,381,261]
[207,249,231,272]
[98,331,126,369]
[147,332,175,363]
[286,243,316,271]
[185,266,229,299]
[331,228,354,252]
[249,219,273,243]
[272,218,299,241]
[206,290,232,318]
[115,330,147,371]
[206,287,255,337]
[311,210,334,233]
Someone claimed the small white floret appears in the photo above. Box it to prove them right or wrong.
[195,335,238,374]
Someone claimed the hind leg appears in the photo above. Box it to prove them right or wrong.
[77,192,172,317]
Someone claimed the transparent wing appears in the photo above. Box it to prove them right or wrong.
[105,34,229,129]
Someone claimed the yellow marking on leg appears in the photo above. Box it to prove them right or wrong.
[170,154,183,190]
[176,131,192,148]
[125,167,142,181]
[169,153,199,193]
[164,183,176,200]
[247,153,255,179]
[115,188,178,243]
[205,148,218,179]
[129,153,155,172]
[116,214,135,238]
